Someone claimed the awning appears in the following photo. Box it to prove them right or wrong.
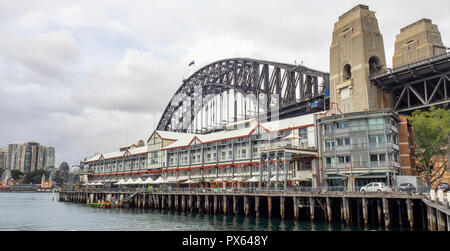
[231,177,244,182]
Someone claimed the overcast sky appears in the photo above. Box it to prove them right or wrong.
[0,0,448,168]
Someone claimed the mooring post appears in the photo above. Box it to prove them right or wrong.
[326,197,332,223]
[197,195,201,212]
[362,198,368,226]
[119,194,123,207]
[244,196,249,216]
[223,195,228,215]
[340,199,344,222]
[447,214,450,231]
[309,197,315,222]
[205,195,209,213]
[294,197,299,220]
[382,197,390,228]
[437,210,445,231]
[175,195,178,210]
[377,199,382,225]
[397,200,403,226]
[280,196,285,220]
[255,196,260,218]
[233,195,237,215]
[267,196,272,219]
[181,195,186,212]
[213,195,218,214]
[406,199,413,229]
[343,197,350,225]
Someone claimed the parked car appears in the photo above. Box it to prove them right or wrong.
[436,183,449,192]
[399,183,416,193]
[360,182,392,193]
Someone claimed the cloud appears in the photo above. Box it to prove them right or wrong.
[0,29,79,83]
[0,0,449,167]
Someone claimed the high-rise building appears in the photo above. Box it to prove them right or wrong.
[0,148,8,170]
[2,142,55,174]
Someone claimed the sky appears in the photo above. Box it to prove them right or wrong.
[0,0,449,168]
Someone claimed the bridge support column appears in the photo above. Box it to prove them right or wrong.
[119,194,123,207]
[255,196,260,218]
[280,196,285,220]
[406,199,413,229]
[382,198,390,228]
[362,198,368,226]
[168,195,172,209]
[447,214,450,231]
[213,196,218,215]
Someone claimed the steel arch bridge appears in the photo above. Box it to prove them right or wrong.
[157,58,329,133]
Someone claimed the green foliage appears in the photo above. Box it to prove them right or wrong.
[11,170,23,180]
[22,169,49,184]
[408,107,450,187]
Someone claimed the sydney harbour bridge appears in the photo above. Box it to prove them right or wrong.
[156,58,330,134]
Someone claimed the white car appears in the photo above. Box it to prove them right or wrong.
[360,182,392,193]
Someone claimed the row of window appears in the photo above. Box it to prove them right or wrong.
[323,118,397,134]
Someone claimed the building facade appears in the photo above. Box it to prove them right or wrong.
[317,109,412,190]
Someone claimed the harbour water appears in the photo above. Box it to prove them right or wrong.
[0,192,407,231]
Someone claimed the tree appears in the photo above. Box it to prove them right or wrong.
[11,170,23,180]
[23,169,48,184]
[408,107,450,189]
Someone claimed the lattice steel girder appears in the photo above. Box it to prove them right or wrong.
[391,72,449,113]
[157,58,329,132]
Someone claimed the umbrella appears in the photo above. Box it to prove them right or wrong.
[124,178,134,185]
[153,177,166,184]
[213,178,224,182]
[134,178,144,184]
[246,177,260,183]
[115,179,125,185]
[231,177,244,182]
[143,177,154,184]
[184,179,199,184]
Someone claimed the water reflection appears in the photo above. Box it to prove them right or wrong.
[0,193,411,231]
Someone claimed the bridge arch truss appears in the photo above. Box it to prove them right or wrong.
[157,58,329,133]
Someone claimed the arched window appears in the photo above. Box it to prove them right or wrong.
[343,64,352,80]
[369,56,383,74]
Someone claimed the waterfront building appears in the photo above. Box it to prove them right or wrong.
[317,108,415,190]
